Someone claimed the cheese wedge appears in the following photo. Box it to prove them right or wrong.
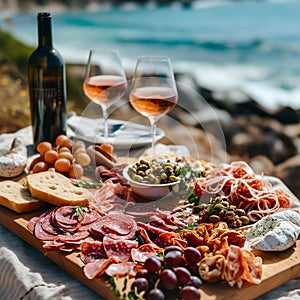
[244,210,300,251]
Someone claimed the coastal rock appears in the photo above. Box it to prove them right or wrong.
[275,155,300,199]
[227,115,297,164]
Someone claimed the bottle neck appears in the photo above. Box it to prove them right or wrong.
[37,12,53,48]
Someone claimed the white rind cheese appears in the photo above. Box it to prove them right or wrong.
[244,210,300,252]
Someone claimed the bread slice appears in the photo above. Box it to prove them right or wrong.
[26,171,90,207]
[0,181,45,213]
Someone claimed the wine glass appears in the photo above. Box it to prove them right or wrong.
[83,49,127,142]
[129,55,178,155]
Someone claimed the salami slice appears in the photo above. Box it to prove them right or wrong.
[80,241,107,264]
[90,214,137,240]
[27,216,39,233]
[54,206,79,225]
[80,209,101,225]
[57,230,89,243]
[103,236,138,262]
[34,214,56,241]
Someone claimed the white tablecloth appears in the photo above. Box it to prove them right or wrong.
[0,127,300,300]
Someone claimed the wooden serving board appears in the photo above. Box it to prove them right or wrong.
[1,205,300,300]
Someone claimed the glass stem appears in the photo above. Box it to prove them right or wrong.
[149,117,157,156]
[102,105,108,143]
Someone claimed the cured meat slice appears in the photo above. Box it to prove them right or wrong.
[43,240,65,250]
[83,256,117,279]
[131,244,157,263]
[27,216,39,233]
[54,206,80,225]
[80,209,101,225]
[80,241,107,264]
[138,228,162,250]
[58,230,89,243]
[105,262,137,277]
[90,214,137,240]
[222,245,245,287]
[34,214,56,241]
[148,215,177,231]
[155,232,180,248]
[103,236,138,262]
[41,213,59,235]
[137,222,170,236]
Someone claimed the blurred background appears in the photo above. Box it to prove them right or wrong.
[0,0,299,197]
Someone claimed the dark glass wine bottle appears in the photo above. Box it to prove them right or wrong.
[28,12,66,148]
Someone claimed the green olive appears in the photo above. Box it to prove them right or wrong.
[239,216,250,225]
[235,209,246,216]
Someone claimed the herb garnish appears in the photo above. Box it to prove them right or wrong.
[177,162,205,205]
[72,206,90,217]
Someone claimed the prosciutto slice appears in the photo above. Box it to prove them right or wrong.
[83,256,117,279]
[131,244,157,263]
[105,262,137,277]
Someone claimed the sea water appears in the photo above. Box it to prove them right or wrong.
[1,0,300,109]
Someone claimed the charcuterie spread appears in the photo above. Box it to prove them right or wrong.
[0,135,300,300]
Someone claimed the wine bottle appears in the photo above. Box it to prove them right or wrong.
[28,12,67,149]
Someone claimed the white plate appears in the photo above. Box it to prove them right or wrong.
[67,116,165,150]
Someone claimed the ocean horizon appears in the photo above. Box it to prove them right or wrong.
[1,0,300,109]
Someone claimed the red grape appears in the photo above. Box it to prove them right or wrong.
[164,245,183,255]
[184,247,202,264]
[181,286,201,300]
[187,264,199,276]
[148,289,165,300]
[174,267,191,285]
[186,276,202,289]
[160,269,178,290]
[131,278,148,294]
[144,256,162,273]
[165,250,182,267]
[135,269,149,279]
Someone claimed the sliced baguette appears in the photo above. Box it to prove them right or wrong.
[26,171,90,207]
[0,181,45,213]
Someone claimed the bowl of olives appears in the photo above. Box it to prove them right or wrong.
[123,159,181,200]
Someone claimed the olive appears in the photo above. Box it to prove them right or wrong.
[137,170,145,177]
[169,175,180,182]
[133,174,143,182]
[209,215,221,223]
[235,209,246,216]
[239,216,250,225]
[214,203,225,210]
[161,173,168,180]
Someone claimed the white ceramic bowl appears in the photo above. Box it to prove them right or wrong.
[123,164,179,200]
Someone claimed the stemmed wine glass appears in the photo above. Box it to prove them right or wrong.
[83,49,127,142]
[129,55,178,155]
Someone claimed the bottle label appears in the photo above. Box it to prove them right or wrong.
[33,87,58,99]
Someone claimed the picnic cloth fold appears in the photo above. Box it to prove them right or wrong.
[0,247,70,300]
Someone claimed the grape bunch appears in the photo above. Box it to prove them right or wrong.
[30,135,91,179]
[131,245,202,300]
